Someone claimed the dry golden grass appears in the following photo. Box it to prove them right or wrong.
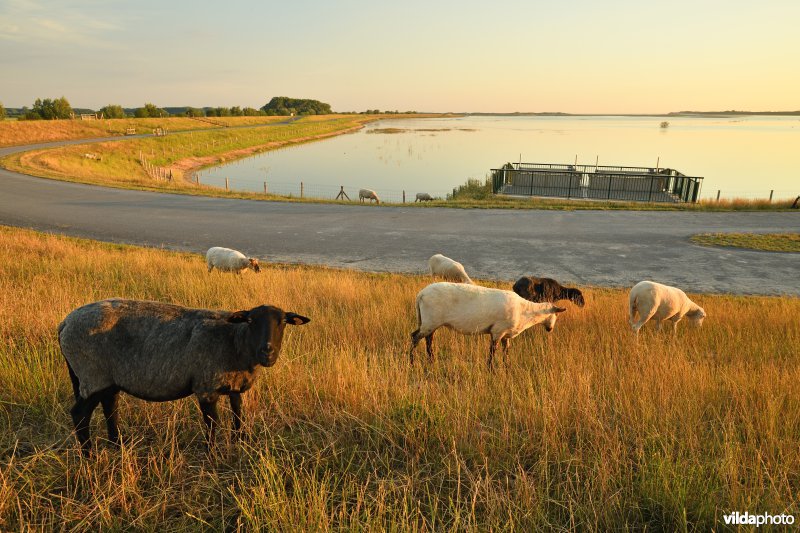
[0,226,798,530]
[0,116,294,148]
[692,232,800,253]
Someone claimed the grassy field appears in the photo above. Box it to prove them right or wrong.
[0,226,798,530]
[691,232,800,252]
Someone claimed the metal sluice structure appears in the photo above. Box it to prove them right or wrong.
[491,163,703,203]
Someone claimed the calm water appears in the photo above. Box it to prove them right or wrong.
[199,115,800,202]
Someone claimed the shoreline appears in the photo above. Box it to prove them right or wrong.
[178,122,367,185]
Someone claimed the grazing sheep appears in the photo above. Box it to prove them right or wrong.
[429,253,473,284]
[513,276,586,307]
[359,188,380,204]
[415,192,434,202]
[58,299,310,455]
[409,282,566,368]
[206,246,260,274]
[629,280,706,335]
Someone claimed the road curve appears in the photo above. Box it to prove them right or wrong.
[1,139,798,295]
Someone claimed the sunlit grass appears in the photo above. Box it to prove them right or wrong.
[0,226,797,530]
[691,232,800,252]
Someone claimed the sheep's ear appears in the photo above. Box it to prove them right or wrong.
[228,310,251,323]
[552,306,567,314]
[284,312,310,325]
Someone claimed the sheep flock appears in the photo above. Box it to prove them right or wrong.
[59,247,706,454]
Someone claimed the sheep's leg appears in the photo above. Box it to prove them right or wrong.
[197,396,220,448]
[100,388,121,446]
[487,338,499,370]
[207,264,213,273]
[501,338,511,366]
[409,328,433,365]
[631,308,658,336]
[425,332,435,362]
[71,391,104,456]
[229,393,243,436]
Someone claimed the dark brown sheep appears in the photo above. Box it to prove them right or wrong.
[512,276,586,307]
[58,299,310,455]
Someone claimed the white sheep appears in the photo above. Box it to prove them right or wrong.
[629,280,706,335]
[206,247,261,274]
[415,192,434,202]
[429,253,473,284]
[359,189,380,204]
[409,282,566,367]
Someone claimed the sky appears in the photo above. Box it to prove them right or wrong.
[1,0,798,113]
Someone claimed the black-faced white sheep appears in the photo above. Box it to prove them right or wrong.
[359,189,380,204]
[629,280,706,335]
[409,282,566,368]
[429,254,473,284]
[415,193,434,202]
[206,247,261,274]
[58,299,310,455]
[513,276,586,307]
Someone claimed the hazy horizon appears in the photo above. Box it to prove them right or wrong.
[2,0,799,113]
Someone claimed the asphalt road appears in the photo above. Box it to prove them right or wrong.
[1,140,798,295]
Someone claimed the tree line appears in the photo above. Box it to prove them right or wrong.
[0,97,420,121]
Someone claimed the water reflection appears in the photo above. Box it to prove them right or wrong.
[199,115,799,200]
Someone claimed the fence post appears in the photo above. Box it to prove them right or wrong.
[716,190,721,202]
[226,177,229,191]
[403,190,406,203]
[196,175,199,185]
[769,190,774,202]
[264,181,268,195]
[301,181,304,198]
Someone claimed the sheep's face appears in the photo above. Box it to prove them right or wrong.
[542,306,568,332]
[687,307,706,327]
[229,306,310,367]
[248,258,261,273]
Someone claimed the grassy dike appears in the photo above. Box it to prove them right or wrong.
[0,115,292,148]
[0,226,798,530]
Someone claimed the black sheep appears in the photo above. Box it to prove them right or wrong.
[512,276,586,307]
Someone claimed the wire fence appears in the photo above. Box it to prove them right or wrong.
[193,175,450,204]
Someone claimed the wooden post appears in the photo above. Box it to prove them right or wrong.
[264,181,268,195]
[716,190,721,202]
[769,190,774,202]
[226,177,229,191]
[300,181,304,198]
[403,190,406,203]
[196,175,199,185]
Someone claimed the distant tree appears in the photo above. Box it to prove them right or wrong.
[135,103,168,118]
[52,97,73,119]
[261,97,332,116]
[99,104,126,119]
[28,97,73,120]
[0,102,5,120]
[230,106,243,117]
[185,107,203,117]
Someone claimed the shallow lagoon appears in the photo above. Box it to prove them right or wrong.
[199,115,800,201]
